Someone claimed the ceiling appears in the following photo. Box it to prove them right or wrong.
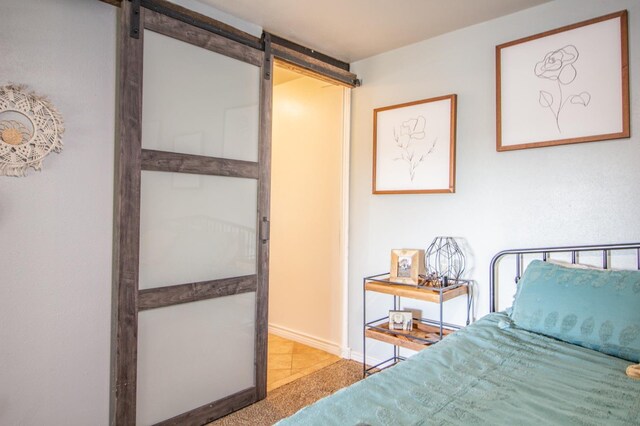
[194,0,552,63]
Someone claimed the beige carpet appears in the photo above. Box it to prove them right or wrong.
[209,359,362,426]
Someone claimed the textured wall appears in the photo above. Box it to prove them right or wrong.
[349,0,640,361]
[0,0,116,424]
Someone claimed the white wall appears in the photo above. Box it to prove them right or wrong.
[269,74,345,352]
[349,0,640,360]
[0,0,116,424]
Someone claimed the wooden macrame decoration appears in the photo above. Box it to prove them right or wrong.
[0,84,64,177]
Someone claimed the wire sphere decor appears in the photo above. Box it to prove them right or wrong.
[425,236,466,286]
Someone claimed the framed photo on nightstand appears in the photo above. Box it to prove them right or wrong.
[389,310,413,333]
[390,249,425,285]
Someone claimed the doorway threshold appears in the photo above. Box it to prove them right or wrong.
[267,334,340,392]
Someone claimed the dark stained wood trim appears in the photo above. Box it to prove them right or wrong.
[99,0,121,6]
[618,10,631,138]
[142,0,262,50]
[98,1,359,87]
[111,0,271,421]
[271,41,358,88]
[99,0,262,51]
[138,275,257,311]
[254,44,273,402]
[141,149,259,179]
[110,2,144,425]
[144,8,263,67]
[274,58,352,90]
[495,42,503,153]
[154,387,257,426]
[269,33,349,71]
[620,10,630,140]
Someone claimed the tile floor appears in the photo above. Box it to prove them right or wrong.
[267,334,340,392]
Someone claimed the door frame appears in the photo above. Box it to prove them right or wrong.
[109,1,358,424]
[268,66,352,358]
[111,2,270,424]
[340,88,352,359]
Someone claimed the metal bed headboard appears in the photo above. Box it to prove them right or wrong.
[489,242,640,313]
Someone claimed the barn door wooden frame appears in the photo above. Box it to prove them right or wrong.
[100,0,360,87]
[110,0,358,424]
[112,2,270,425]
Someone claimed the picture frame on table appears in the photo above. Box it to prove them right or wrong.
[389,310,413,333]
[390,249,425,285]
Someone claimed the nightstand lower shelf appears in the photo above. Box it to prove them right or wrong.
[365,320,457,351]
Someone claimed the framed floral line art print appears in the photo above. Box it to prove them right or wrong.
[496,10,629,151]
[373,94,456,194]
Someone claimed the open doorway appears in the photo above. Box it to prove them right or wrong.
[267,62,349,391]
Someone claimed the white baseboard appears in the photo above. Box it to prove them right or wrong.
[349,351,384,367]
[340,346,352,359]
[268,323,342,357]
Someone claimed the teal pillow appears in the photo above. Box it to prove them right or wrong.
[510,260,640,362]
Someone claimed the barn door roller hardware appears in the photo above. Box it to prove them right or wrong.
[119,0,360,86]
[129,0,141,38]
[266,32,360,88]
[260,217,270,244]
[127,0,263,49]
[262,33,272,80]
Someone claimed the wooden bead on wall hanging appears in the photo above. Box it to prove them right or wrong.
[0,84,64,177]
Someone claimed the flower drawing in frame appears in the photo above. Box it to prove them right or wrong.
[392,115,437,182]
[534,45,591,133]
[373,94,456,194]
[496,10,629,151]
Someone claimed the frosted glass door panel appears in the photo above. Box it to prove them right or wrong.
[142,29,260,162]
[139,171,257,289]
[136,293,256,425]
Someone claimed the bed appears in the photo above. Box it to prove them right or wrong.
[278,243,640,425]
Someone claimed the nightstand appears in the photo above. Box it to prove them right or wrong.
[363,273,472,376]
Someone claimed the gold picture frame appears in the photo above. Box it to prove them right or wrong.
[390,249,425,285]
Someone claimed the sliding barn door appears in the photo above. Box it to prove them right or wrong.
[112,2,271,424]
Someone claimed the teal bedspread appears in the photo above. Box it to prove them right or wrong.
[278,313,640,425]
